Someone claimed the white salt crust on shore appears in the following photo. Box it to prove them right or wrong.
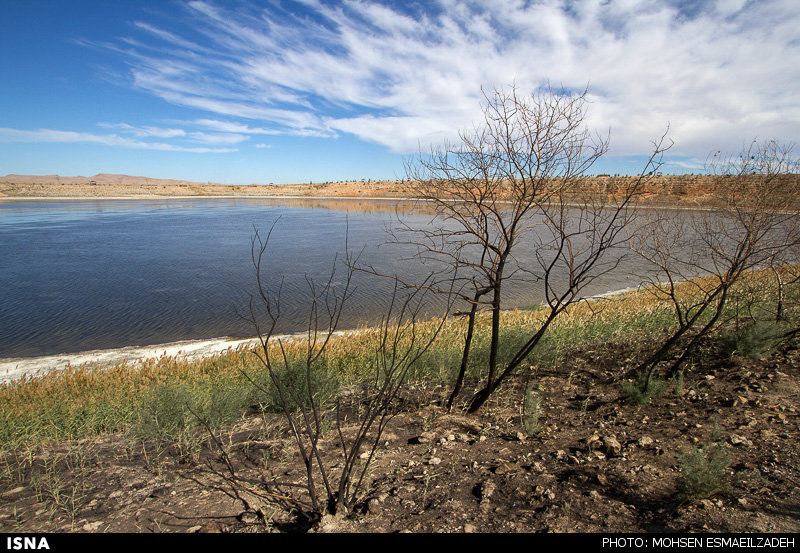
[0,336,262,384]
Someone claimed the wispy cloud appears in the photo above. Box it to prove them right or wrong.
[97,122,187,138]
[0,127,236,153]
[101,0,799,158]
[185,118,327,137]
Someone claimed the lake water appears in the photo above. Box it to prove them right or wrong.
[0,197,647,359]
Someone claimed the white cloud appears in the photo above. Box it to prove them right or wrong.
[0,127,236,153]
[85,0,800,158]
[95,121,252,147]
[185,118,325,137]
[190,119,265,134]
[97,122,187,138]
[186,131,248,145]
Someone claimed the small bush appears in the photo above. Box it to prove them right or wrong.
[133,382,193,441]
[521,388,543,435]
[262,358,340,414]
[194,380,253,428]
[676,444,732,501]
[673,370,685,397]
[622,370,667,405]
[720,321,791,359]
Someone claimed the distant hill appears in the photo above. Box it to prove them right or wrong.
[2,172,798,209]
[0,173,231,187]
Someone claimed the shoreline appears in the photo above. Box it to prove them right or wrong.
[0,194,415,201]
[4,173,798,211]
[0,193,725,213]
[0,284,645,384]
[0,336,262,384]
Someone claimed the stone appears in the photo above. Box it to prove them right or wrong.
[699,499,715,509]
[729,434,752,447]
[317,513,345,533]
[148,486,170,499]
[367,498,382,515]
[480,480,497,500]
[82,521,103,532]
[602,435,622,456]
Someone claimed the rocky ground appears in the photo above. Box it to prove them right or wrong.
[1,343,798,534]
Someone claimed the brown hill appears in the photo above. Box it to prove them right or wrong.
[0,173,229,187]
[1,173,798,209]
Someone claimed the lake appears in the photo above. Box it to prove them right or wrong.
[0,197,649,359]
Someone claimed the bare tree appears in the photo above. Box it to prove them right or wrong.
[628,139,800,389]
[769,233,800,328]
[399,84,670,413]
[205,222,449,522]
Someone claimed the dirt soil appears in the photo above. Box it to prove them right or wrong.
[1,344,798,534]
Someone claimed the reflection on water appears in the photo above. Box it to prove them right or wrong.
[0,197,647,358]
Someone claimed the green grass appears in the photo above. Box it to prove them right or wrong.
[719,320,794,359]
[676,443,732,501]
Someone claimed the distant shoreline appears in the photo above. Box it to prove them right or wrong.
[0,193,730,214]
[5,173,794,209]
[0,194,415,202]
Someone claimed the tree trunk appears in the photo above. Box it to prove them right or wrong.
[446,302,478,410]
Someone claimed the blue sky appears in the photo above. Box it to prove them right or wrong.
[1,0,799,185]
